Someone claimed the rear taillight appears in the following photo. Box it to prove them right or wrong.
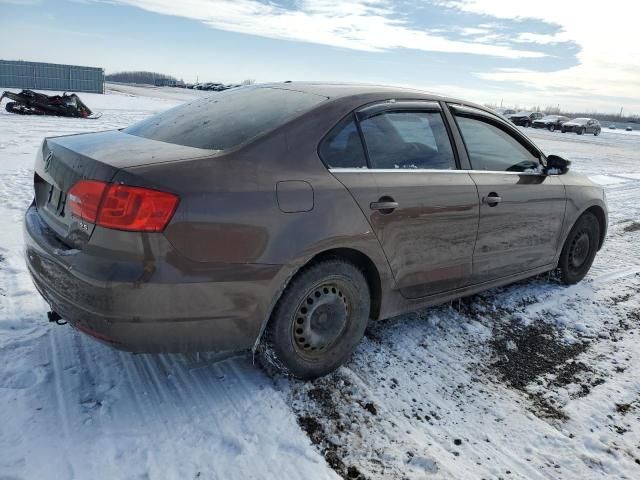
[68,180,108,224]
[67,180,179,232]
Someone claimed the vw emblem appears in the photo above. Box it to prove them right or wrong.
[44,152,53,172]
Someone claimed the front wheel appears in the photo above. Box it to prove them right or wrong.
[258,259,370,379]
[557,212,600,285]
[577,127,585,135]
[594,129,601,136]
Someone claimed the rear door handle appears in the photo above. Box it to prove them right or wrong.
[370,201,399,211]
[482,193,502,206]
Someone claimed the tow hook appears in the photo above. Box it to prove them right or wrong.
[47,311,67,326]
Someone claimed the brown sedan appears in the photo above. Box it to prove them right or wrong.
[25,83,607,379]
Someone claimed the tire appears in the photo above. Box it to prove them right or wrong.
[258,259,370,379]
[561,128,566,133]
[578,127,585,135]
[557,212,600,285]
[524,121,530,128]
[549,124,556,132]
[594,129,600,136]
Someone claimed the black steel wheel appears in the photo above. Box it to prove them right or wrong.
[558,212,600,285]
[549,124,556,132]
[258,259,370,379]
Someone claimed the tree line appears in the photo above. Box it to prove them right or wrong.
[106,71,177,85]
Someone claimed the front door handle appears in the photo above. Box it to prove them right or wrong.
[482,193,502,206]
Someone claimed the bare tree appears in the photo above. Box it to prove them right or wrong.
[106,71,177,85]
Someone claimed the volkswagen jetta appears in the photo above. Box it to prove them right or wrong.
[25,83,608,379]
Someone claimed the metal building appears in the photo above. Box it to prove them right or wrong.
[0,60,104,94]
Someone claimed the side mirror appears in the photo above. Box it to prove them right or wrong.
[545,154,571,175]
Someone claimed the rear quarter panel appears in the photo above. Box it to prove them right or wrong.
[122,96,402,319]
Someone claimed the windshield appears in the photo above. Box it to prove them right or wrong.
[125,86,328,150]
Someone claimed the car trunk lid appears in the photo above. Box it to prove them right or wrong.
[33,130,213,248]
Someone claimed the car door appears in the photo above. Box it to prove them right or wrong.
[323,101,479,298]
[449,105,566,283]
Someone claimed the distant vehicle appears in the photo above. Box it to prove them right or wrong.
[562,118,601,136]
[25,83,608,379]
[609,124,616,129]
[532,115,570,132]
[506,111,544,127]
[626,126,633,131]
[495,108,516,118]
[0,89,95,118]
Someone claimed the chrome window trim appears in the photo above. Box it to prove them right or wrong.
[328,168,545,176]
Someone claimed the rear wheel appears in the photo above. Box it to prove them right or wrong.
[524,120,531,128]
[258,259,370,379]
[557,212,600,285]
[549,124,556,132]
[578,127,585,135]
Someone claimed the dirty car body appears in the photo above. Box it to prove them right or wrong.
[24,83,608,355]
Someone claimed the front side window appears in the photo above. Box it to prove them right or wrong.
[360,111,456,170]
[455,115,541,172]
[319,116,367,169]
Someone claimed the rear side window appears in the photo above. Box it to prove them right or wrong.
[319,116,367,169]
[360,111,456,170]
[455,116,540,172]
[125,86,327,150]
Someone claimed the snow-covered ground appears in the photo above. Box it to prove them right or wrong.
[0,85,639,479]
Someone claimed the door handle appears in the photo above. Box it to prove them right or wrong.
[370,200,399,212]
[482,193,502,206]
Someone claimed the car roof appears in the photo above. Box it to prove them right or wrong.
[257,81,487,111]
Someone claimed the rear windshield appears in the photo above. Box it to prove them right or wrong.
[124,86,327,150]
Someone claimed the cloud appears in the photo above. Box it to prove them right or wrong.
[437,0,640,108]
[90,0,545,59]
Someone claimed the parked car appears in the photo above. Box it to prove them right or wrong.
[24,83,608,379]
[562,118,601,136]
[609,124,616,129]
[532,115,570,132]
[506,111,544,127]
[494,108,516,118]
[626,126,633,131]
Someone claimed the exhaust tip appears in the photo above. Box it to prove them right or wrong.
[47,311,67,325]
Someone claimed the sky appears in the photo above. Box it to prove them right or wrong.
[0,0,638,114]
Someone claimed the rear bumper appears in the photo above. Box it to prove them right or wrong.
[24,204,289,353]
